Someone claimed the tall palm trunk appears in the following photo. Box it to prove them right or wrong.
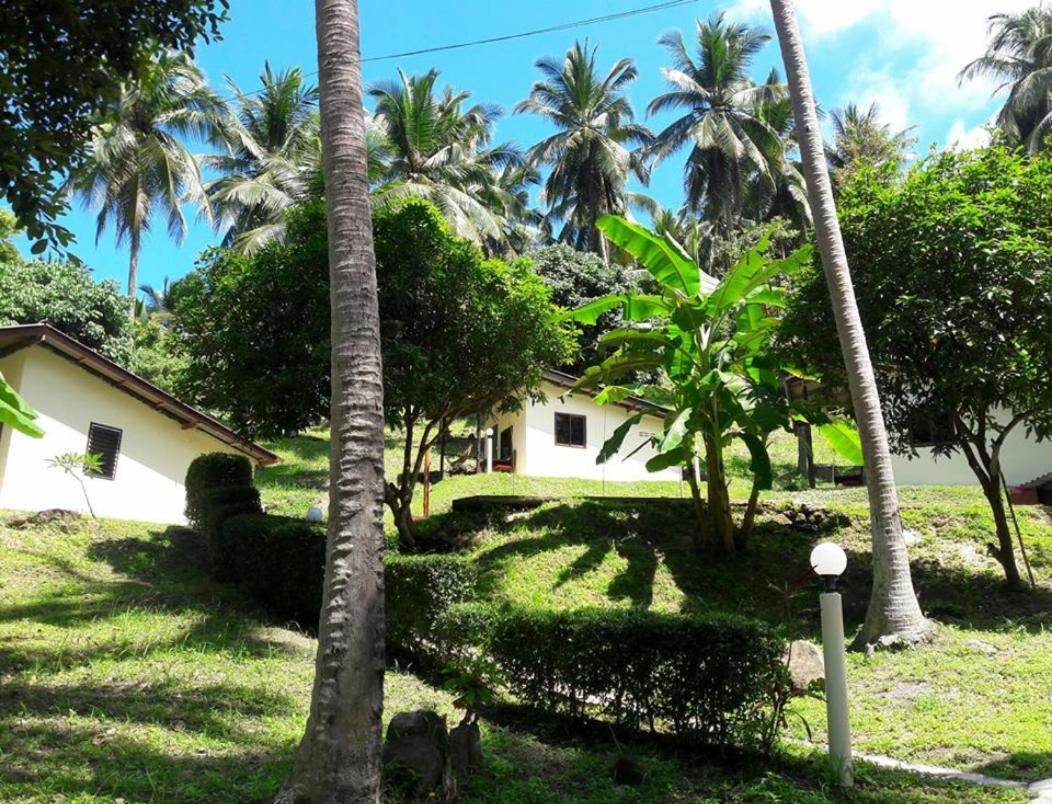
[768,0,931,646]
[128,227,141,318]
[279,0,386,800]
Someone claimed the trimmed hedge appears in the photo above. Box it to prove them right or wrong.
[443,605,787,750]
[185,452,254,530]
[385,553,477,657]
[201,486,262,578]
[214,513,475,644]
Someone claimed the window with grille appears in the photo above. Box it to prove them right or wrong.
[554,412,586,447]
[85,423,122,480]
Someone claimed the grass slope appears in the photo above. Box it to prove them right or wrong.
[256,428,1052,782]
[0,517,1020,802]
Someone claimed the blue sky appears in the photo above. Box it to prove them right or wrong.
[13,0,1025,292]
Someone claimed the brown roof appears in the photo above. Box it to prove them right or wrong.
[542,369,670,417]
[0,323,278,466]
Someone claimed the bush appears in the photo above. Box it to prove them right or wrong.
[484,608,787,750]
[386,553,477,657]
[201,486,262,578]
[185,452,254,530]
[220,514,325,627]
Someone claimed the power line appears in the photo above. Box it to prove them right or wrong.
[220,0,698,102]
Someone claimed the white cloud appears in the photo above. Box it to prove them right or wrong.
[837,69,911,133]
[731,0,1033,117]
[947,119,992,151]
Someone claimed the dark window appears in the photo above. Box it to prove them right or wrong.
[910,413,955,448]
[85,423,122,480]
[554,412,587,447]
[499,426,513,461]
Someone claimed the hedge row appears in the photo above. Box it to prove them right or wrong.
[439,604,787,749]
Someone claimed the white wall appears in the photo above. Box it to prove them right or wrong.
[890,408,1052,487]
[0,346,245,525]
[491,381,680,483]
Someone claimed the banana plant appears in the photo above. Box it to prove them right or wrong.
[0,373,43,438]
[561,215,858,550]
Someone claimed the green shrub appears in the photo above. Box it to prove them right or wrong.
[486,608,787,750]
[201,485,262,578]
[185,452,254,530]
[383,553,478,657]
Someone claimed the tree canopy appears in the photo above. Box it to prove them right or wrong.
[0,0,227,250]
[779,145,1052,587]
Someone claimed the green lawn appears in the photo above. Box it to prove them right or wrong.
[257,428,1052,783]
[0,426,1048,801]
[0,514,1027,803]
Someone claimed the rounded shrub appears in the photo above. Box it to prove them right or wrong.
[185,452,254,530]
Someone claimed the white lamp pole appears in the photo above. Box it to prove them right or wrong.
[810,542,853,787]
[485,428,494,475]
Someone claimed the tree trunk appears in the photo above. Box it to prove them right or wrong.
[738,478,761,552]
[704,436,735,551]
[385,482,417,552]
[279,0,386,800]
[980,475,1022,589]
[769,0,931,646]
[128,227,141,318]
[686,466,707,548]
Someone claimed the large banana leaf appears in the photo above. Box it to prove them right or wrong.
[596,412,644,465]
[597,215,718,297]
[0,374,44,438]
[557,294,670,325]
[735,431,773,490]
[707,242,813,319]
[816,419,864,465]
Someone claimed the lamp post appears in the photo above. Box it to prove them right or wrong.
[485,428,494,475]
[810,541,853,787]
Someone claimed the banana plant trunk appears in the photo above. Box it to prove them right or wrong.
[279,0,386,800]
[769,0,931,646]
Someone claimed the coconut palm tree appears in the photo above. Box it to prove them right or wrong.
[71,52,224,315]
[827,102,915,188]
[646,13,784,228]
[368,69,523,251]
[137,277,178,327]
[769,0,932,647]
[204,63,320,252]
[960,6,1052,153]
[277,0,385,800]
[515,41,652,262]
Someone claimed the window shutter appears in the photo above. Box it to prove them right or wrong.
[86,423,122,480]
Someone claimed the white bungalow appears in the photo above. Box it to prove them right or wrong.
[0,323,277,525]
[485,370,679,483]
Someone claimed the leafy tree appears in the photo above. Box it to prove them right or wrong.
[47,452,102,519]
[130,320,189,393]
[368,69,526,252]
[171,206,331,436]
[0,209,21,264]
[770,0,931,647]
[70,51,225,312]
[827,102,915,190]
[0,0,226,251]
[205,63,320,252]
[960,6,1052,153]
[646,13,785,227]
[515,41,652,261]
[0,260,132,364]
[279,0,385,796]
[565,216,849,549]
[780,147,1052,589]
[375,201,574,548]
[528,243,640,373]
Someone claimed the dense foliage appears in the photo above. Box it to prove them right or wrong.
[183,451,254,531]
[0,0,226,250]
[172,204,331,435]
[528,243,641,373]
[780,146,1052,587]
[566,216,856,549]
[0,259,132,363]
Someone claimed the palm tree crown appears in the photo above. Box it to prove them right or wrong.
[205,64,321,252]
[368,69,525,252]
[515,40,652,261]
[960,6,1052,153]
[827,102,916,185]
[71,52,224,310]
[647,13,785,227]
